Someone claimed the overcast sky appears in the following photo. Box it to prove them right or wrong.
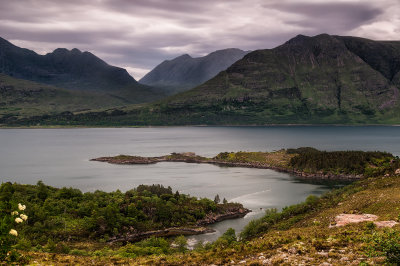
[1,0,399,79]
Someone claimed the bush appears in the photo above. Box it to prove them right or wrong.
[366,229,400,264]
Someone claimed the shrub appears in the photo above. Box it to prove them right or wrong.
[366,229,400,264]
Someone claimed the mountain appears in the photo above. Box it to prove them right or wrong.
[142,34,400,125]
[5,34,400,126]
[0,37,165,103]
[139,48,250,93]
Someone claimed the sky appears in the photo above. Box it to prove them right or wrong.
[1,0,399,80]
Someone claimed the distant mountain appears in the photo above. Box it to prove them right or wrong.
[0,37,165,103]
[6,34,400,126]
[140,34,399,124]
[139,48,250,93]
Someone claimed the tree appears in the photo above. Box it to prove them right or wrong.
[174,235,187,252]
[223,198,228,204]
[214,194,220,204]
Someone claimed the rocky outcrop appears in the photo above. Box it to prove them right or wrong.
[197,208,251,226]
[330,213,398,228]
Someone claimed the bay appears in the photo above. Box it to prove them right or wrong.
[1,126,399,243]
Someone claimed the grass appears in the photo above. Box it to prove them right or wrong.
[0,73,129,119]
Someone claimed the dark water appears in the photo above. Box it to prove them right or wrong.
[1,126,399,243]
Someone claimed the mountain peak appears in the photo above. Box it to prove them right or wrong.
[140,48,249,93]
[176,54,192,60]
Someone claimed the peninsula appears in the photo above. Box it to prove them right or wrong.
[91,148,399,180]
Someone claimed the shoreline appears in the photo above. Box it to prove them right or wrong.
[108,207,251,244]
[91,154,362,181]
[1,124,400,129]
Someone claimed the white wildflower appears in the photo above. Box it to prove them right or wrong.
[20,214,28,221]
[15,217,23,223]
[18,203,26,211]
[11,211,18,216]
[9,229,18,236]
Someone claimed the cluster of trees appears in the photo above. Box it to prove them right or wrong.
[0,182,237,247]
[288,148,397,176]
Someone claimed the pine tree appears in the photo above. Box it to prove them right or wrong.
[214,194,220,204]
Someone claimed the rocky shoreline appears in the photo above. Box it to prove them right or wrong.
[91,153,362,180]
[108,207,251,244]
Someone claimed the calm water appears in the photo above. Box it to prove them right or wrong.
[1,126,400,243]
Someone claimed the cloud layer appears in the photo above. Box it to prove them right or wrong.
[0,0,399,79]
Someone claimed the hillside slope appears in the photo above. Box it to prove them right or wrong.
[0,73,131,120]
[139,48,249,94]
[155,34,400,124]
[5,34,400,126]
[0,37,165,103]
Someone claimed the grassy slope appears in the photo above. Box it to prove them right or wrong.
[21,174,400,265]
[0,73,130,118]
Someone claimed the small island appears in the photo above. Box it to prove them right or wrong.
[92,147,400,180]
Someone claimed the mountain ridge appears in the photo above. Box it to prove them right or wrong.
[3,33,400,126]
[0,37,165,104]
[139,48,250,93]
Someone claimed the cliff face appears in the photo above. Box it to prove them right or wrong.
[139,48,250,94]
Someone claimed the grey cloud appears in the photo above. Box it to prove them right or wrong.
[266,2,383,32]
[0,0,397,79]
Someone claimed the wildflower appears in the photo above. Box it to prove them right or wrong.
[20,214,28,221]
[9,229,18,236]
[15,217,23,223]
[11,211,18,215]
[18,203,26,211]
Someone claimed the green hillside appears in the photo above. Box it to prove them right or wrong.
[0,73,133,120]
[3,34,400,126]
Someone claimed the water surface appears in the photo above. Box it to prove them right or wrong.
[1,126,399,242]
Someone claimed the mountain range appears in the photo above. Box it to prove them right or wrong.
[137,34,400,125]
[139,48,249,93]
[0,37,164,105]
[2,34,400,126]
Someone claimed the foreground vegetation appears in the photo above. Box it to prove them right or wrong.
[0,182,247,263]
[4,171,400,264]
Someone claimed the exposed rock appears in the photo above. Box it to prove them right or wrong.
[374,220,399,228]
[197,207,251,225]
[331,214,378,227]
[331,214,398,228]
[317,251,329,257]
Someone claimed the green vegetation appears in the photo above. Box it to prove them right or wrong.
[288,148,398,177]
[13,172,400,265]
[0,182,244,250]
[0,73,129,120]
[95,149,400,179]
